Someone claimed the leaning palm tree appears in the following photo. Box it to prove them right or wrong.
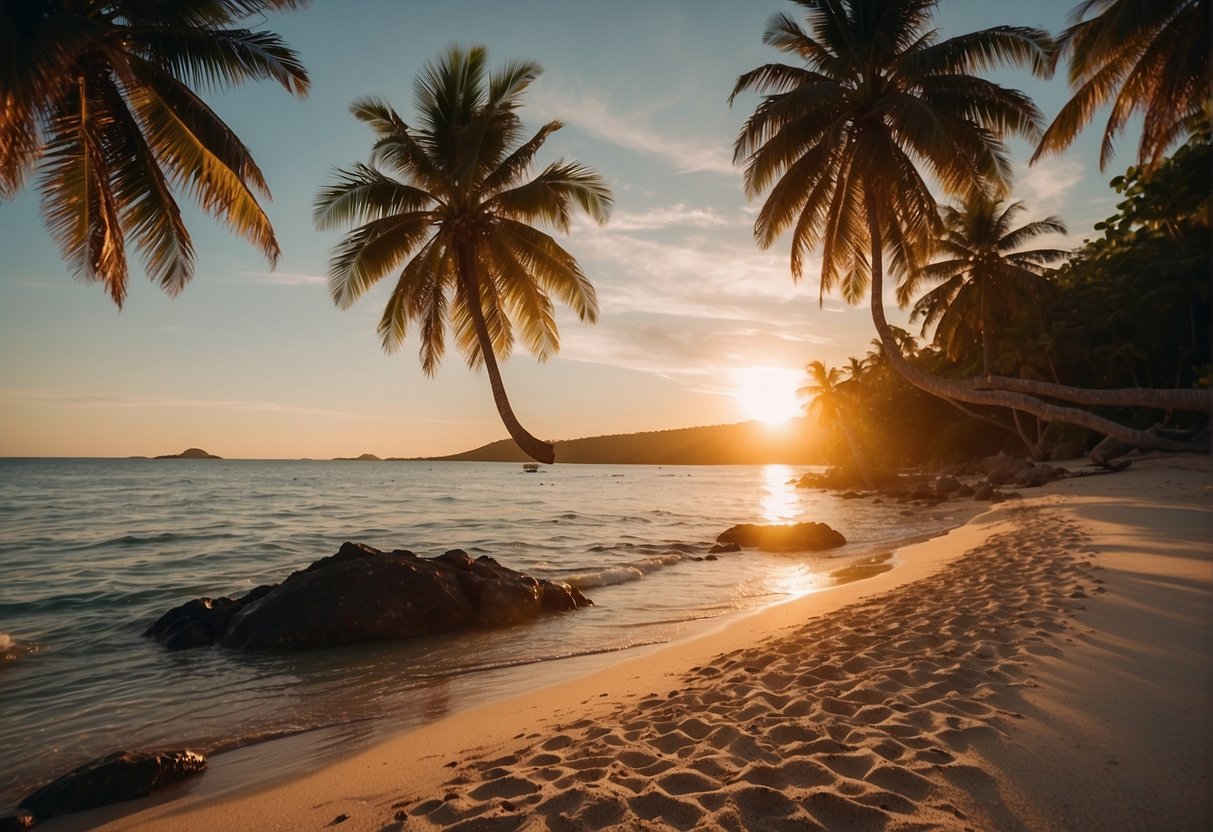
[732,0,1208,456]
[1033,0,1211,170]
[798,360,872,487]
[0,0,310,307]
[314,45,612,465]
[908,193,1068,376]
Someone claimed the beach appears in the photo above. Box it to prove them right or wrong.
[43,454,1211,831]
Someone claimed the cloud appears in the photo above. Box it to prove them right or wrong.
[217,270,329,287]
[605,203,742,231]
[573,227,812,319]
[1017,158,1083,210]
[0,389,394,421]
[532,81,735,175]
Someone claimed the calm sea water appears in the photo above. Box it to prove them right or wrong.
[0,458,969,809]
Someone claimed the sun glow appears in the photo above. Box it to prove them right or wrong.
[732,367,804,426]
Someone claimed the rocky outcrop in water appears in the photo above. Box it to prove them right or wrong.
[717,522,846,552]
[16,750,206,822]
[144,543,592,652]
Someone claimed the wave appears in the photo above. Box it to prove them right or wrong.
[72,531,241,551]
[565,551,692,589]
[413,640,669,680]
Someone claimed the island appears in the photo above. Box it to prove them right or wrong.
[153,448,222,460]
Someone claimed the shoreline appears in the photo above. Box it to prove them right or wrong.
[41,455,1212,831]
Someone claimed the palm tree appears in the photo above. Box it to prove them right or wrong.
[0,0,310,307]
[907,193,1068,376]
[1034,0,1211,170]
[798,360,872,486]
[313,45,612,465]
[732,0,1208,456]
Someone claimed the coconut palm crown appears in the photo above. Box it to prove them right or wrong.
[1034,0,1211,170]
[730,0,1053,309]
[908,193,1068,376]
[0,0,310,307]
[314,45,612,465]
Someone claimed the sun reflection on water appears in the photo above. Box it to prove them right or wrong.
[760,464,801,523]
[769,563,825,598]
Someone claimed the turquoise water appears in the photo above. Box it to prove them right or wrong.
[0,459,968,810]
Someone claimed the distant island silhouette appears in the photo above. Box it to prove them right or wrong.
[332,453,382,461]
[414,419,826,465]
[154,448,222,460]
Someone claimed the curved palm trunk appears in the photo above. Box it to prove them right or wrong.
[863,194,1208,457]
[456,246,555,465]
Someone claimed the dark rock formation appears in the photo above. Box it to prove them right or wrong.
[708,542,741,555]
[717,522,846,552]
[18,750,206,821]
[145,543,592,652]
[934,475,961,495]
[977,452,1063,488]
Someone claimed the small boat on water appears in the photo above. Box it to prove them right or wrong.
[522,463,540,473]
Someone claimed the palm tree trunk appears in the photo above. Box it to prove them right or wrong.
[457,244,556,465]
[862,193,1208,456]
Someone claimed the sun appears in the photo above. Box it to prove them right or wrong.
[731,367,804,426]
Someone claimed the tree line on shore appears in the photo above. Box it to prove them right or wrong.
[2,0,1208,464]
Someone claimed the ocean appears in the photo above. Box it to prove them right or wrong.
[0,458,969,810]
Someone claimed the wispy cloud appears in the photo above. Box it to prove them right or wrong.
[1017,157,1083,211]
[575,227,810,319]
[532,80,735,175]
[0,389,393,421]
[605,203,742,231]
[217,270,329,287]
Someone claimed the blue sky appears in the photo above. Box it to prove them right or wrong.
[0,0,1129,458]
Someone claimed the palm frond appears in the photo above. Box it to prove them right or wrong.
[313,163,435,231]
[327,214,433,309]
[38,77,128,305]
[126,26,309,96]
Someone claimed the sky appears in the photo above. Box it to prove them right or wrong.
[0,0,1133,459]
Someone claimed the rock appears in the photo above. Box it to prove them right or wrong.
[146,543,592,652]
[979,452,1036,486]
[708,542,741,554]
[956,483,975,498]
[1048,440,1084,461]
[973,483,995,501]
[143,586,275,651]
[717,522,846,552]
[976,452,1069,488]
[18,750,206,821]
[934,475,961,495]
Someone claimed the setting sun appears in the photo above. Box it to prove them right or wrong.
[732,367,805,426]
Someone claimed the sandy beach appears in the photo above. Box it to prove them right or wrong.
[44,454,1211,832]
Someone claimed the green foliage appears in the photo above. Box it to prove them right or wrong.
[1040,132,1210,393]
